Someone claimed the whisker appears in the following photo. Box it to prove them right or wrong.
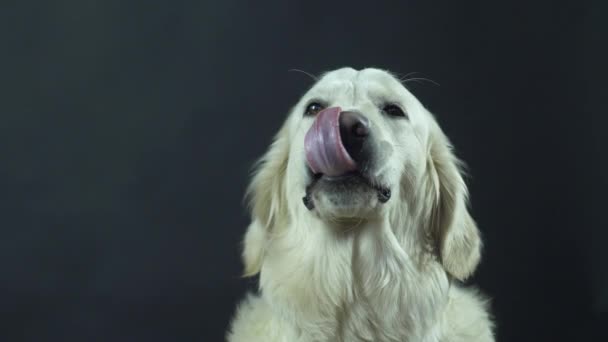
[288,68,319,81]
[402,77,440,87]
[398,71,440,87]
[397,71,421,81]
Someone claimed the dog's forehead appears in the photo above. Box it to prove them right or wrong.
[311,68,406,98]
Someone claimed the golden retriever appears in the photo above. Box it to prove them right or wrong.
[226,67,494,342]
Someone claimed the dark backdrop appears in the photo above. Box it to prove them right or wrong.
[1,1,606,341]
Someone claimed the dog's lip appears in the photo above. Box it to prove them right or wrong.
[305,168,392,203]
[307,168,375,187]
[316,171,361,182]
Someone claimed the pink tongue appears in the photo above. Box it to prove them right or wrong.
[305,107,357,177]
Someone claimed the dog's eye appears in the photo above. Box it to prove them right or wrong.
[304,102,325,116]
[382,104,407,118]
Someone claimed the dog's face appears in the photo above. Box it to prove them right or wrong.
[244,67,481,281]
[288,68,430,222]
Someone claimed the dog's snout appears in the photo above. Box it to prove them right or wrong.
[339,111,370,162]
[340,111,370,138]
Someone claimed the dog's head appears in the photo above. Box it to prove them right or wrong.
[242,67,481,281]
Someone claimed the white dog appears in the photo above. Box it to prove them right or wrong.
[226,67,494,342]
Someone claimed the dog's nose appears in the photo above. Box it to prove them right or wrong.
[339,111,370,162]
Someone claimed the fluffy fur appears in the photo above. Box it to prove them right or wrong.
[227,68,494,342]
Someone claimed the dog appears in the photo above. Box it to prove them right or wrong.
[226,67,494,342]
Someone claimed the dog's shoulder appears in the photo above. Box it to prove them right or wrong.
[226,292,297,342]
[440,285,495,342]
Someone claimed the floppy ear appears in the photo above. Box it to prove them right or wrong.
[426,119,482,281]
[241,123,290,277]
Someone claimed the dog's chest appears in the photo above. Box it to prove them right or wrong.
[261,228,448,342]
[276,265,446,342]
[332,284,442,342]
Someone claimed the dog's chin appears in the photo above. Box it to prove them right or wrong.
[303,172,391,224]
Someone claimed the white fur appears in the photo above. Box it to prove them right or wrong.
[227,68,495,342]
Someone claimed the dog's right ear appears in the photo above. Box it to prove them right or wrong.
[242,122,291,277]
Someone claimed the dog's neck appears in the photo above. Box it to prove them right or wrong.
[258,216,450,342]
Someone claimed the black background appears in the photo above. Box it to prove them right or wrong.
[1,1,607,341]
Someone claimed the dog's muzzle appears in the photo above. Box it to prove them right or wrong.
[302,107,391,210]
[304,106,370,176]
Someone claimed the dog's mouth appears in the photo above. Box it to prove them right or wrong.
[302,169,391,211]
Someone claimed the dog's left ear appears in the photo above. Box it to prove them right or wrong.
[426,119,482,281]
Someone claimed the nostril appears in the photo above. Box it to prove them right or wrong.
[340,111,370,138]
[352,121,369,138]
[339,111,370,163]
